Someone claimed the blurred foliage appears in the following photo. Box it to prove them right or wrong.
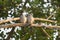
[0,0,60,40]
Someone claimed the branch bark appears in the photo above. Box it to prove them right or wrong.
[34,18,57,23]
[0,17,20,24]
[41,28,51,38]
[0,17,56,25]
[31,24,60,29]
[0,23,60,29]
[41,14,54,38]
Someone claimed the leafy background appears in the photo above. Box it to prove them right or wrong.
[0,0,60,40]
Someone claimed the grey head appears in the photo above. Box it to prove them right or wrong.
[26,13,33,17]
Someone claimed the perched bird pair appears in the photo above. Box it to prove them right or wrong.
[20,13,34,25]
[20,13,34,35]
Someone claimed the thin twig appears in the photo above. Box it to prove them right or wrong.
[6,27,15,40]
[41,28,51,37]
[41,13,54,38]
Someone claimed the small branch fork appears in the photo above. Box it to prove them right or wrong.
[41,13,55,38]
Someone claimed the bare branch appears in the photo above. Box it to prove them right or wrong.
[0,17,57,25]
[0,23,60,29]
[41,13,54,38]
[0,23,24,28]
[0,17,20,24]
[34,18,57,23]
[47,14,54,19]
[6,27,15,40]
[41,28,51,38]
[31,24,60,29]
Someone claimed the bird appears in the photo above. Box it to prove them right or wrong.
[27,13,34,32]
[20,12,27,35]
[27,13,34,25]
[20,13,27,24]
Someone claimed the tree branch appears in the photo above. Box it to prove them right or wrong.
[0,23,60,29]
[6,27,15,40]
[31,24,60,29]
[41,13,54,38]
[0,23,24,28]
[0,17,57,25]
[41,28,51,38]
[34,18,57,23]
[0,17,20,24]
